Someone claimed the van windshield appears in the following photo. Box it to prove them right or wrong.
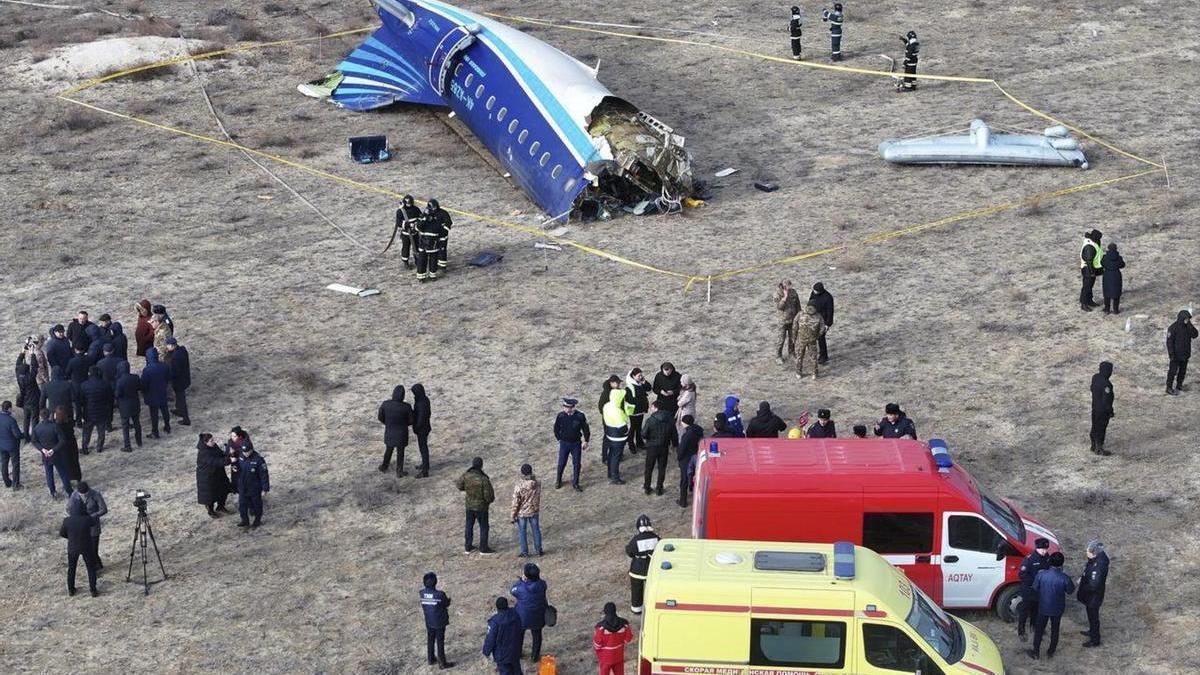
[979,488,1024,542]
[905,582,964,663]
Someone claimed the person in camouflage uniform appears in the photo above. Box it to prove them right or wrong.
[793,303,827,379]
[774,280,802,363]
[456,457,496,554]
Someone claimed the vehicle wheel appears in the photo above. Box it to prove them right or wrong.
[994,584,1021,622]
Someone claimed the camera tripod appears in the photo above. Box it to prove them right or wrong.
[126,505,167,595]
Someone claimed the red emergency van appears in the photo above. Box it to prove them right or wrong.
[691,437,1058,620]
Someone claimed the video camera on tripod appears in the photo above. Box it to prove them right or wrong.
[127,489,166,595]
[133,489,151,511]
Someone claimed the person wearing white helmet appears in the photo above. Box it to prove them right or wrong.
[624,515,660,614]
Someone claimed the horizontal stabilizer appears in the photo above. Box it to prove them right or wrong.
[329,28,444,111]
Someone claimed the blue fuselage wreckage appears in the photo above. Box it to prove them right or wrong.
[301,0,695,219]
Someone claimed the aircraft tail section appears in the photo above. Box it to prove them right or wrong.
[328,28,445,110]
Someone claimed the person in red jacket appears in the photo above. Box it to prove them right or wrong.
[593,602,633,675]
[134,300,154,358]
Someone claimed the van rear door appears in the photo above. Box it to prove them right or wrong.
[940,512,1005,608]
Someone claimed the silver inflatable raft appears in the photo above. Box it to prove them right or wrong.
[879,119,1088,169]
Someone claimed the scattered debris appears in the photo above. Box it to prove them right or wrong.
[548,227,570,237]
[256,195,273,200]
[714,167,739,177]
[349,135,390,163]
[468,251,504,267]
[879,119,1089,169]
[326,283,380,297]
[534,242,562,251]
[754,181,779,193]
[683,197,706,208]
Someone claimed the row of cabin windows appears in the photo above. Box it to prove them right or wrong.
[454,62,574,191]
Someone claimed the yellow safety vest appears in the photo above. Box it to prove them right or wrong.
[1080,239,1102,270]
[603,390,634,427]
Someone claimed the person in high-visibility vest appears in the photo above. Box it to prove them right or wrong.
[1079,229,1104,311]
[602,388,634,484]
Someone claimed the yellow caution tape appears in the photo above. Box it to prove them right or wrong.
[58,16,1165,289]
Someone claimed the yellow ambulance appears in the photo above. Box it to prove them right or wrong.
[638,539,1005,675]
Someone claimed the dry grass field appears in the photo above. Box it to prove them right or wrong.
[1,1,1198,673]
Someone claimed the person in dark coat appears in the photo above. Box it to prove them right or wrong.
[66,345,91,426]
[0,401,23,490]
[809,282,835,363]
[33,408,70,497]
[60,499,99,596]
[806,408,837,438]
[420,572,455,669]
[80,367,113,454]
[16,360,40,441]
[140,347,170,438]
[45,325,72,372]
[1089,361,1115,455]
[196,433,231,517]
[225,427,252,490]
[1079,228,1104,311]
[874,403,917,439]
[108,321,128,360]
[624,368,651,452]
[1029,551,1074,660]
[483,597,524,675]
[1166,310,1196,395]
[134,300,155,358]
[54,406,82,482]
[236,443,269,528]
[745,401,787,438]
[411,383,432,478]
[66,481,108,569]
[377,385,413,475]
[640,400,678,496]
[95,344,123,431]
[1016,537,1051,642]
[165,337,191,426]
[711,414,737,439]
[67,311,92,353]
[651,362,682,413]
[43,366,73,425]
[85,315,112,364]
[788,6,803,60]
[677,415,703,508]
[1078,540,1110,648]
[625,515,660,614]
[597,375,620,463]
[1100,243,1125,314]
[511,563,549,664]
[552,397,589,491]
[113,361,142,451]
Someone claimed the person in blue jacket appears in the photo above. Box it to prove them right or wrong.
[45,325,72,372]
[722,396,745,437]
[420,572,455,669]
[874,403,917,439]
[165,337,191,426]
[511,563,548,664]
[1029,551,1075,660]
[483,596,524,675]
[236,443,269,528]
[140,347,170,438]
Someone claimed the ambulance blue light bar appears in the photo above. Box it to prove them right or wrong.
[833,541,855,579]
[929,438,953,472]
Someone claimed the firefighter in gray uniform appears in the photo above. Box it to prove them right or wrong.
[899,31,919,90]
[624,514,660,615]
[789,6,803,60]
[821,3,844,61]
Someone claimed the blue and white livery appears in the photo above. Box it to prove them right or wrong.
[302,0,695,219]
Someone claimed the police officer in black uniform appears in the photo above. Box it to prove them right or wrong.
[236,443,269,528]
[821,3,844,61]
[1017,537,1051,642]
[624,514,660,615]
[425,199,454,277]
[1078,540,1109,648]
[420,571,455,669]
[788,6,803,60]
[899,31,919,91]
[415,204,445,282]
[396,194,423,269]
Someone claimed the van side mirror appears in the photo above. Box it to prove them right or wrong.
[995,541,1011,561]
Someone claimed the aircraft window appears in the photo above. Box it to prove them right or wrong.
[529,141,540,156]
[475,84,485,98]
[486,96,496,111]
[518,130,528,144]
[539,152,550,167]
[497,107,508,122]
[508,119,519,134]
[563,178,577,192]
[464,73,474,87]
[551,165,562,179]
[454,63,463,77]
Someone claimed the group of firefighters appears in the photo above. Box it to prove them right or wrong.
[789,4,921,91]
[390,195,454,281]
